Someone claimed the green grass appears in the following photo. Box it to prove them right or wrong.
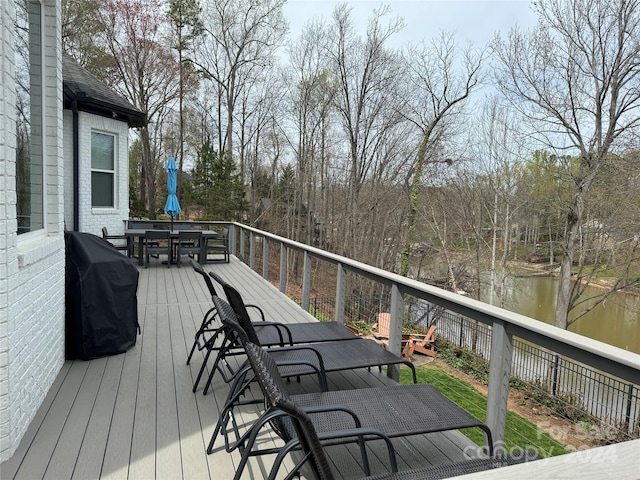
[398,364,571,458]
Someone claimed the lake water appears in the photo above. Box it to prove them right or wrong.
[482,274,640,354]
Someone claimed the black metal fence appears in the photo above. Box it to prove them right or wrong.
[300,293,640,438]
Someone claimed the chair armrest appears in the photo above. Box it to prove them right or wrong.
[254,322,293,345]
[245,304,266,321]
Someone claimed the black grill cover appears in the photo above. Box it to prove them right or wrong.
[65,231,140,360]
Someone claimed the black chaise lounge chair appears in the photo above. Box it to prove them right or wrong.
[207,296,423,456]
[226,341,504,480]
[202,295,417,396]
[208,270,357,346]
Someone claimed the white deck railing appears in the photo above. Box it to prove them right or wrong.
[227,223,640,447]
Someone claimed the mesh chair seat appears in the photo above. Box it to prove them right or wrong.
[281,384,489,444]
[237,343,523,480]
[255,321,356,346]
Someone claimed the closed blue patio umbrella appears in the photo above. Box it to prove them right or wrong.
[164,156,181,231]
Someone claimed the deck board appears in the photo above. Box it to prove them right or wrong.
[72,354,125,480]
[2,256,489,480]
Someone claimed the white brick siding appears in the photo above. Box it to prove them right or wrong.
[0,0,65,463]
[63,112,130,237]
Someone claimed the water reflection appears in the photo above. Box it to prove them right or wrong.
[484,274,640,354]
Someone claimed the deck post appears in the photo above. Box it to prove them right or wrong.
[302,251,311,311]
[279,243,287,293]
[229,225,236,257]
[250,233,256,270]
[486,320,513,451]
[239,227,245,260]
[263,237,269,280]
[387,284,404,381]
[334,263,346,325]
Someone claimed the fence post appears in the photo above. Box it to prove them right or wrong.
[486,320,513,451]
[302,251,311,312]
[459,316,464,347]
[334,263,346,325]
[387,284,404,381]
[552,354,560,396]
[262,237,269,280]
[279,243,287,294]
[625,383,634,432]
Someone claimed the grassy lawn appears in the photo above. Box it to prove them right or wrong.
[399,364,571,457]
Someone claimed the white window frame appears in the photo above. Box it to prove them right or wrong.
[91,130,117,209]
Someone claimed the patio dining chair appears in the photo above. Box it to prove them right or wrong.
[176,230,202,266]
[144,230,171,268]
[102,226,131,256]
[206,227,230,263]
[227,341,497,480]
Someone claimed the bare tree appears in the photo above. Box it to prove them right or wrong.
[285,19,339,245]
[398,32,485,276]
[472,97,529,304]
[493,0,640,329]
[99,0,182,214]
[193,0,287,176]
[324,4,406,259]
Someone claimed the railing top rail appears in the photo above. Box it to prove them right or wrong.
[233,222,640,384]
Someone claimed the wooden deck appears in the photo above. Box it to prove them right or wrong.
[1,257,482,480]
[4,256,640,479]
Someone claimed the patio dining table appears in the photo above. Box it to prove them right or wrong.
[125,229,218,266]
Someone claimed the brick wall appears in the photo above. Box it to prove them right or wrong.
[80,113,130,236]
[0,0,65,462]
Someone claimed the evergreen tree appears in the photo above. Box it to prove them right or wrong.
[191,142,247,220]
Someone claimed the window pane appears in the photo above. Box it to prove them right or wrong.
[92,172,114,207]
[91,132,115,170]
[16,0,44,234]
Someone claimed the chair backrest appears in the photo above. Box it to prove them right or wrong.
[212,293,261,345]
[244,342,333,480]
[212,296,253,343]
[208,271,257,340]
[178,230,201,243]
[190,259,217,298]
[102,227,108,238]
[145,229,170,241]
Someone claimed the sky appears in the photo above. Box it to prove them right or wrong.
[283,0,539,49]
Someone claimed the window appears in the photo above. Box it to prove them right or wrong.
[15,0,44,234]
[91,132,116,207]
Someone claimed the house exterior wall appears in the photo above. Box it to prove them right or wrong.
[0,0,65,462]
[63,111,130,236]
[63,109,74,229]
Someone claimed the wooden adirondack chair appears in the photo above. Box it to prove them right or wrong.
[374,312,436,359]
